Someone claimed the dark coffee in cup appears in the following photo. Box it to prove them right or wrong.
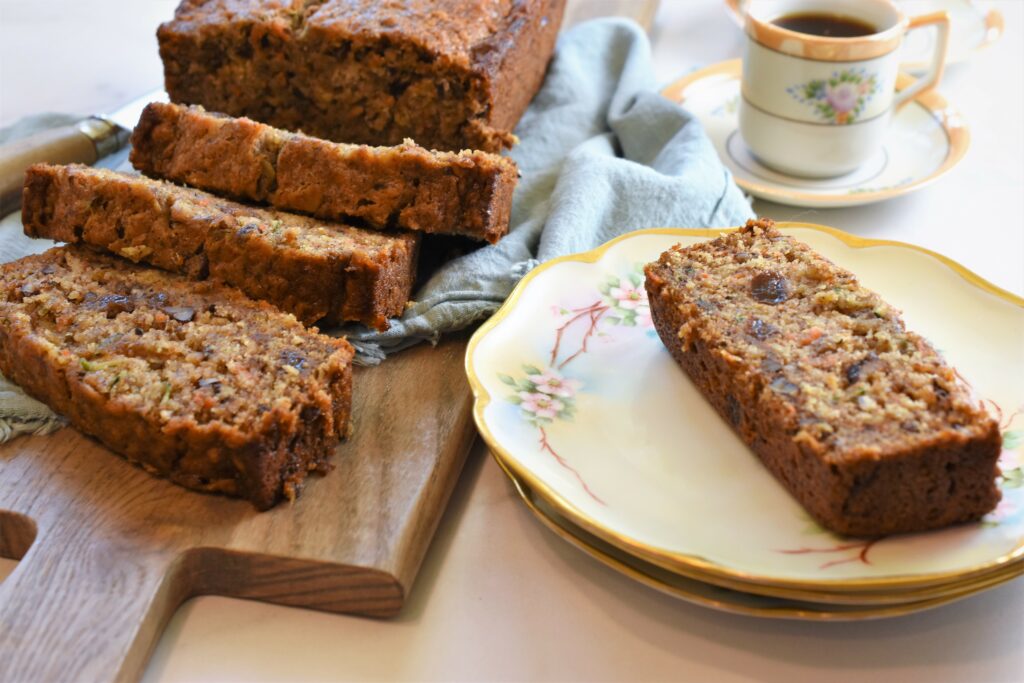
[773,12,877,37]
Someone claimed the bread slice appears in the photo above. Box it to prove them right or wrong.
[644,219,1002,537]
[130,102,518,243]
[22,164,418,330]
[156,0,566,152]
[0,246,353,509]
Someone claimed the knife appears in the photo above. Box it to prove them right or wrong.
[0,89,167,216]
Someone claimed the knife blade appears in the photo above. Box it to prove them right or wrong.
[0,89,168,216]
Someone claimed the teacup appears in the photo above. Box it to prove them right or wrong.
[737,0,950,178]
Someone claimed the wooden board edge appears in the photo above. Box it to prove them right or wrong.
[184,547,406,619]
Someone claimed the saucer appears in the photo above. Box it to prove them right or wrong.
[723,0,1004,71]
[660,60,969,208]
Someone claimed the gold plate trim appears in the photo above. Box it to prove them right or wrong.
[723,0,1004,69]
[466,223,1024,597]
[500,459,1022,620]
[505,454,1024,605]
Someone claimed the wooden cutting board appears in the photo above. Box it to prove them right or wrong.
[0,335,475,683]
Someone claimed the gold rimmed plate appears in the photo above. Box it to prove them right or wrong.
[502,462,1022,620]
[501,456,1024,607]
[466,224,1024,600]
[660,60,970,208]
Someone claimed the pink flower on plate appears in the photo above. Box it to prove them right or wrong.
[1000,446,1022,470]
[518,392,564,420]
[532,370,582,398]
[826,82,860,114]
[636,306,653,328]
[610,284,648,310]
[988,498,1018,522]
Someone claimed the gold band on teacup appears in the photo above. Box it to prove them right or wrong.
[744,12,906,62]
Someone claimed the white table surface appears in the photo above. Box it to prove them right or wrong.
[1,1,1022,681]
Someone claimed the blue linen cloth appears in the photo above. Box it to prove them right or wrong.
[0,18,753,440]
[347,18,754,361]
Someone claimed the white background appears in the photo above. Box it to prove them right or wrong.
[0,1,1022,681]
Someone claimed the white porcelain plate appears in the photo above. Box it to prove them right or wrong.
[467,224,1024,593]
[507,467,1023,619]
[724,0,1004,70]
[661,60,969,208]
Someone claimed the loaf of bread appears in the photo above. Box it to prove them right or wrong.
[644,220,1002,537]
[157,0,566,153]
[0,246,353,509]
[22,164,418,331]
[129,102,518,243]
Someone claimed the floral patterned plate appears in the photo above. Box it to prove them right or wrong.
[466,224,1024,598]
[660,60,969,208]
[503,463,1023,619]
[723,0,1004,71]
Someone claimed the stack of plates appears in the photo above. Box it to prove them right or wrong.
[466,224,1024,620]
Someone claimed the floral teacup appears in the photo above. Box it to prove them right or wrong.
[738,0,949,178]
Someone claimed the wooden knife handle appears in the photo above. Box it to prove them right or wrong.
[0,118,126,217]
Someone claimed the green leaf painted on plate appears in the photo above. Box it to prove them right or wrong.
[1001,467,1023,490]
[1002,430,1023,451]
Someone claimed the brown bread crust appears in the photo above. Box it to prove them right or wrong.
[0,246,354,510]
[22,163,418,330]
[156,0,566,152]
[644,220,1002,537]
[129,102,518,243]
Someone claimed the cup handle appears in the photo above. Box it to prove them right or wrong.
[894,11,951,110]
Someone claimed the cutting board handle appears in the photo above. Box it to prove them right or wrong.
[0,534,408,682]
[0,522,189,683]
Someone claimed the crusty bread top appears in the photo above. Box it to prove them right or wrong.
[645,219,999,462]
[161,0,523,66]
